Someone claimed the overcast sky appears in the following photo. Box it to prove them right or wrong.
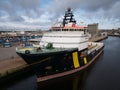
[0,0,120,30]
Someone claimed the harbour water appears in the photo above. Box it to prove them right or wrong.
[1,36,120,90]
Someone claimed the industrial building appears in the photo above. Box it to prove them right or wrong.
[87,23,98,37]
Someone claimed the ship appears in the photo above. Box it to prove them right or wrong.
[16,8,104,83]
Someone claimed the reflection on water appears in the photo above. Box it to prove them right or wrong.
[1,36,120,90]
[84,37,120,90]
[1,75,37,90]
[37,69,92,90]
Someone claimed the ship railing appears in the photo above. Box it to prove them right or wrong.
[16,45,34,51]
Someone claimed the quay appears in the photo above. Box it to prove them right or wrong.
[0,46,33,85]
[89,35,108,42]
[108,34,120,37]
[0,35,108,84]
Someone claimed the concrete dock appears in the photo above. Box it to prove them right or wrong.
[0,46,18,61]
[0,46,30,84]
[89,35,108,42]
[0,58,26,74]
[0,46,26,71]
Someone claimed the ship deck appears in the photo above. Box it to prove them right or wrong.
[16,46,78,54]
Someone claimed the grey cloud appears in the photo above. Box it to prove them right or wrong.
[0,0,42,22]
[9,15,24,22]
[80,0,119,11]
[0,1,15,16]
[108,1,120,18]
[0,0,120,29]
[10,0,42,18]
[0,1,24,22]
[47,0,120,19]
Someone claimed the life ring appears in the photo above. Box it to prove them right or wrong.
[25,50,30,54]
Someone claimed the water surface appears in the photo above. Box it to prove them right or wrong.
[1,36,120,90]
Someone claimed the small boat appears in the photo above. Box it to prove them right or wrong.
[16,8,104,83]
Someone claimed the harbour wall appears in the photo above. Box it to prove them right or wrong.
[89,35,108,42]
[0,46,33,85]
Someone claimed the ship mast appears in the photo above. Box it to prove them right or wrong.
[63,8,76,27]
